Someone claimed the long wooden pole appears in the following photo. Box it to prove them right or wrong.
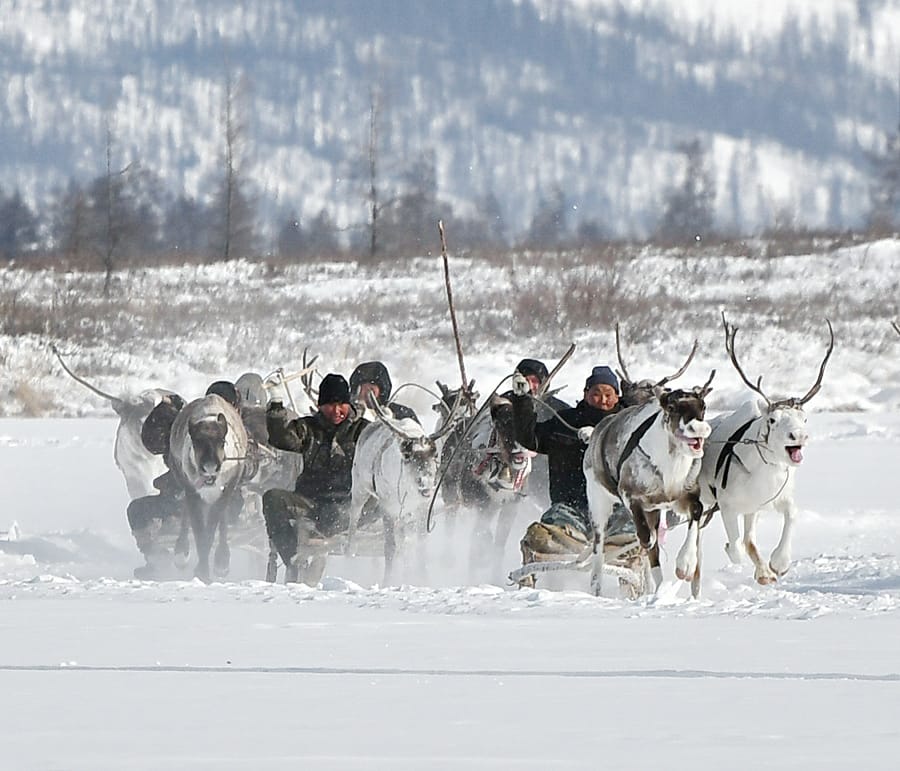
[438,220,468,390]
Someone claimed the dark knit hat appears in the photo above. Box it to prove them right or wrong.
[585,366,619,394]
[318,373,351,406]
[515,358,549,383]
[206,380,240,408]
[349,361,392,402]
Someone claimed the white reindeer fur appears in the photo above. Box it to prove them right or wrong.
[583,398,711,597]
[699,397,807,585]
[350,417,438,584]
[112,389,173,499]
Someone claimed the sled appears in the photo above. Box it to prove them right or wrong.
[508,510,653,599]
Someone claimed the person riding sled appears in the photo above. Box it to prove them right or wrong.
[262,373,369,584]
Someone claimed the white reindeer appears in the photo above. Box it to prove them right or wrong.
[51,344,175,498]
[349,395,459,584]
[699,315,834,585]
[582,369,715,598]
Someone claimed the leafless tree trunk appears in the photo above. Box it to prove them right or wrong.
[102,118,131,296]
[222,72,237,262]
[368,85,381,261]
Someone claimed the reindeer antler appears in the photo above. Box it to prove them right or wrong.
[617,322,698,390]
[892,320,900,337]
[366,392,418,442]
[793,319,834,407]
[614,323,633,386]
[722,312,771,406]
[656,340,699,388]
[536,342,576,398]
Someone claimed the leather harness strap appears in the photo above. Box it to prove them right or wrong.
[605,411,660,488]
[714,417,756,490]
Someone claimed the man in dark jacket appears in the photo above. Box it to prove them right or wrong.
[262,373,369,584]
[510,357,570,421]
[349,360,419,423]
[511,364,621,528]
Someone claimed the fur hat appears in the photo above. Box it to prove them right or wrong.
[584,366,619,394]
[515,358,549,383]
[318,373,351,406]
[349,361,392,402]
[206,380,240,408]
[234,372,266,407]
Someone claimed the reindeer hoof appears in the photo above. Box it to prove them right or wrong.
[756,573,777,586]
[770,561,790,577]
[675,567,689,581]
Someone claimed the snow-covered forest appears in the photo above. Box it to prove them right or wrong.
[0,0,899,260]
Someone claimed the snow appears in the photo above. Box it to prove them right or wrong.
[2,405,900,768]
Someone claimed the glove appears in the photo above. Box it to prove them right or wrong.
[511,372,530,397]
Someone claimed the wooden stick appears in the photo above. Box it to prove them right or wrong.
[439,220,468,391]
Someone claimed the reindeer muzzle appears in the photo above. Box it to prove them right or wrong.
[786,445,804,464]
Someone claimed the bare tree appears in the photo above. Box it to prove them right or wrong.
[102,118,133,295]
[867,121,900,234]
[0,188,39,261]
[213,71,256,261]
[656,138,717,243]
[367,85,379,259]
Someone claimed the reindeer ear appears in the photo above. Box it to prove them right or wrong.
[217,413,228,434]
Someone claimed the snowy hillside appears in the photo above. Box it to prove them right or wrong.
[1,0,898,238]
[2,237,898,419]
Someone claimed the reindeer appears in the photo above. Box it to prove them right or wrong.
[51,345,176,499]
[167,394,251,582]
[349,394,461,584]
[581,358,715,598]
[699,315,834,586]
[429,379,540,578]
[614,323,699,408]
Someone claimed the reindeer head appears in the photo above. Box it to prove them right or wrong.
[658,373,714,458]
[368,393,458,498]
[398,436,441,497]
[188,413,229,485]
[615,322,700,408]
[722,313,834,468]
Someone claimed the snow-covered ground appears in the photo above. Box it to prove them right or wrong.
[1,409,899,769]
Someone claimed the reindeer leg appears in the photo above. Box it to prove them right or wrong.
[213,511,230,579]
[189,503,212,583]
[382,513,397,586]
[640,508,663,590]
[492,501,518,575]
[691,533,703,599]
[213,492,240,579]
[721,507,744,565]
[769,496,796,577]
[676,497,703,586]
[744,512,776,585]
[173,508,191,568]
[586,483,614,597]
